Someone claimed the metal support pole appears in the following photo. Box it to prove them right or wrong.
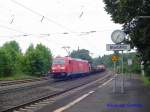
[129,61,132,79]
[121,51,124,93]
[130,71,131,79]
[141,62,145,76]
[113,61,116,93]
[127,36,131,79]
[142,70,145,76]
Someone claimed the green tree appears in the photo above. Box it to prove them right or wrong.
[103,0,150,75]
[24,44,52,76]
[70,49,92,63]
[2,41,22,74]
[35,44,52,74]
[122,53,141,73]
[101,54,113,68]
[3,40,21,53]
[92,56,103,66]
[0,48,13,77]
[100,52,140,73]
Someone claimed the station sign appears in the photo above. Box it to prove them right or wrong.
[106,44,130,51]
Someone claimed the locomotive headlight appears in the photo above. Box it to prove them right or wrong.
[52,67,56,70]
[60,67,65,69]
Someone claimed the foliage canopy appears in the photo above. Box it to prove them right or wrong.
[0,41,52,77]
[103,0,150,75]
[70,49,92,63]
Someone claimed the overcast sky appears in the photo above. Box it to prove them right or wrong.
[0,0,122,57]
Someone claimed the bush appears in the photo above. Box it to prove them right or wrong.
[0,48,14,77]
[2,41,22,74]
[24,44,52,76]
[0,41,53,78]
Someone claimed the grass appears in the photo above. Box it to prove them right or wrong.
[0,74,36,81]
[141,75,150,86]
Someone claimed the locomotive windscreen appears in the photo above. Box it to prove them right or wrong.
[53,59,65,65]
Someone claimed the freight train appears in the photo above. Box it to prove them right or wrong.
[49,56,105,79]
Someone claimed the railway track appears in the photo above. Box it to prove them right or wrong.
[2,71,113,112]
[0,72,106,94]
[0,77,48,87]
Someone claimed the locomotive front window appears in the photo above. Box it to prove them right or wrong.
[53,59,65,65]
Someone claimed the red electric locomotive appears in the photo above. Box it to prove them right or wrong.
[50,56,90,78]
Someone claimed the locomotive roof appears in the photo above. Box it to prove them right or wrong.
[54,56,89,63]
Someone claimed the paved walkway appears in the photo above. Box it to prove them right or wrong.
[64,74,150,112]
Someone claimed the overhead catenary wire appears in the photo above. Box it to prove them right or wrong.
[0,1,119,57]
[0,25,109,57]
[0,28,114,38]
[0,1,118,37]
[9,0,113,34]
[10,0,74,32]
[0,24,29,35]
[79,5,84,18]
[10,14,15,24]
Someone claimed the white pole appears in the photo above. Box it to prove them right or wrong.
[121,50,124,93]
[141,61,145,76]
[113,61,116,93]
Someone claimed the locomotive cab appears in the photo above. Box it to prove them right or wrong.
[51,57,68,78]
[51,56,90,79]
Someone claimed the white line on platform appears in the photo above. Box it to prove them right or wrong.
[53,78,112,112]
[53,73,113,112]
[98,78,113,88]
[53,91,95,112]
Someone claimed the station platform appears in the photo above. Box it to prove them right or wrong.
[58,74,150,112]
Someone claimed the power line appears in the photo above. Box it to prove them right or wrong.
[10,0,74,32]
[0,28,113,38]
[0,24,28,34]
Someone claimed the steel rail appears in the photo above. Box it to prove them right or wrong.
[2,72,112,112]
[0,77,48,86]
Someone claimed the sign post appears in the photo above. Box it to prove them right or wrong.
[141,61,145,76]
[128,59,132,79]
[121,51,124,93]
[112,54,119,93]
[106,29,130,94]
[113,61,116,93]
